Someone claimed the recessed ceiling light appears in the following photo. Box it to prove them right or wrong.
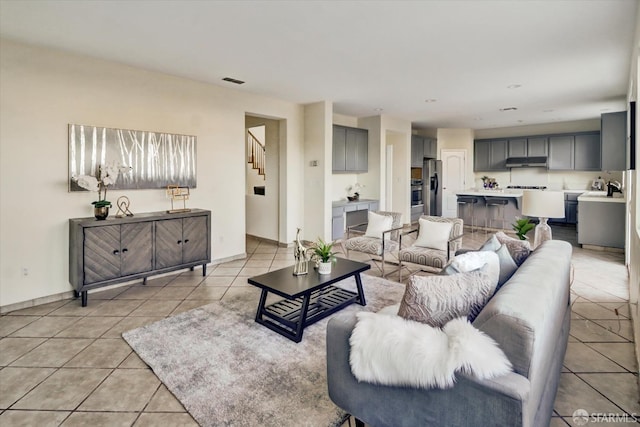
[424,99,437,103]
[543,109,554,113]
[374,108,384,112]
[600,108,611,112]
[507,84,522,89]
[222,77,245,85]
[472,117,483,121]
[499,107,518,112]
[517,120,525,123]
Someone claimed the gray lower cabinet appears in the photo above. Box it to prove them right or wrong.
[331,200,379,240]
[333,125,368,173]
[578,201,625,248]
[69,209,211,306]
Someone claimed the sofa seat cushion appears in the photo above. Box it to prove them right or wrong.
[398,266,498,327]
[349,313,512,389]
[344,236,398,255]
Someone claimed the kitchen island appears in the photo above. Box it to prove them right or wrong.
[577,191,625,249]
[456,190,522,230]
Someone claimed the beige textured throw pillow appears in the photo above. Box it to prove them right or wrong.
[364,211,393,238]
[398,267,497,327]
[413,218,453,251]
[495,231,531,266]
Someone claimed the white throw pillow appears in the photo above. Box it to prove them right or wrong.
[447,251,500,288]
[364,212,393,238]
[413,218,452,250]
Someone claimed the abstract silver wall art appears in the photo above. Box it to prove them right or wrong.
[68,124,197,191]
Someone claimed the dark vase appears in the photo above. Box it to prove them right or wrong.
[94,206,109,220]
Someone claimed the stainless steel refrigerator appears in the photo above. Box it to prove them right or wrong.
[423,159,442,216]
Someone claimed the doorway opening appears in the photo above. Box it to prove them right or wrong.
[245,115,280,243]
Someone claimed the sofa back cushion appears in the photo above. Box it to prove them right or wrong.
[472,240,572,379]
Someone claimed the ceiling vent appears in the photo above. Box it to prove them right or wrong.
[222,77,245,85]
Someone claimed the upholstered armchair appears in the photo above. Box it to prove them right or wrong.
[398,215,464,281]
[342,211,403,278]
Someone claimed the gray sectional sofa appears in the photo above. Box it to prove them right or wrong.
[326,239,572,427]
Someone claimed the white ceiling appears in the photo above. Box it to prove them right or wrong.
[0,0,637,130]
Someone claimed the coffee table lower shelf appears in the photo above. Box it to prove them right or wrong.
[256,285,361,343]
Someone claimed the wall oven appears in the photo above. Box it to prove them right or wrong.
[411,179,423,206]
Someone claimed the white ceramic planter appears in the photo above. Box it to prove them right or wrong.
[318,261,332,275]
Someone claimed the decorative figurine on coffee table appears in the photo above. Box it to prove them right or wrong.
[293,227,309,276]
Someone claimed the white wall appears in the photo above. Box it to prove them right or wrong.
[303,101,332,242]
[245,117,279,242]
[0,39,305,308]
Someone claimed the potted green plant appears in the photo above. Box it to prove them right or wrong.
[512,217,535,241]
[310,238,337,274]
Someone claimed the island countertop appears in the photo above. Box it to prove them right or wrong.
[577,191,626,204]
[456,190,523,197]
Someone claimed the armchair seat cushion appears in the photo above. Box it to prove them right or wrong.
[344,236,398,256]
[399,246,448,269]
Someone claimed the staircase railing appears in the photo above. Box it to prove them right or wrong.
[247,130,266,179]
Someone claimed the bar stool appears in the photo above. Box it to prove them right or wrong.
[457,196,481,233]
[486,197,510,231]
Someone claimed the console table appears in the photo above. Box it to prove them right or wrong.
[69,209,211,306]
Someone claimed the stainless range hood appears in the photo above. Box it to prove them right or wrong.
[505,156,548,168]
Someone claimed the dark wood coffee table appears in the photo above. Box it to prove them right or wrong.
[247,258,370,342]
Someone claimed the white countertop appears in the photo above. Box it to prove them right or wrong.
[456,190,522,197]
[577,191,626,203]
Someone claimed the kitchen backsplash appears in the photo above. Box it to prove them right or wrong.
[473,169,624,190]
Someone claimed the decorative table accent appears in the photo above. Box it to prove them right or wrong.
[310,238,337,275]
[115,196,134,218]
[166,185,191,213]
[72,162,131,220]
[293,227,309,276]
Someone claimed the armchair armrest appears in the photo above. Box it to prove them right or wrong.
[399,227,419,249]
[446,233,464,261]
[346,221,369,239]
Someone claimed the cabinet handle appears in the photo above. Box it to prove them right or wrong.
[122,248,128,253]
[184,239,189,243]
[113,250,120,255]
[177,240,182,244]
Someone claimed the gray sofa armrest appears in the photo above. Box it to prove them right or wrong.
[326,312,531,427]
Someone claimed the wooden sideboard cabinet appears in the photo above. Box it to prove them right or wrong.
[69,209,211,306]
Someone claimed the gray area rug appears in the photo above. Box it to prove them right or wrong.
[123,275,405,427]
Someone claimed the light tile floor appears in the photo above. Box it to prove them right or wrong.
[0,225,637,426]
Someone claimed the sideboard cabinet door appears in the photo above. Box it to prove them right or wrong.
[84,225,121,284]
[183,216,209,264]
[155,218,184,269]
[120,222,153,276]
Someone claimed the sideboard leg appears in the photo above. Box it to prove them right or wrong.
[202,264,207,276]
[73,290,80,298]
[142,277,147,286]
[190,266,195,271]
[81,291,88,307]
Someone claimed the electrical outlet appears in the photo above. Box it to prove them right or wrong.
[22,268,28,276]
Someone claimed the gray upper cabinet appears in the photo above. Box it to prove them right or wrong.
[474,140,491,171]
[411,135,424,167]
[549,135,574,170]
[412,135,437,167]
[508,138,527,157]
[548,132,600,171]
[574,133,601,171]
[490,139,508,170]
[333,125,368,173]
[508,137,547,157]
[474,139,508,171]
[527,137,548,156]
[424,138,437,159]
[601,111,627,171]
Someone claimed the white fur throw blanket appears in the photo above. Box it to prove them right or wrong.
[349,312,512,389]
